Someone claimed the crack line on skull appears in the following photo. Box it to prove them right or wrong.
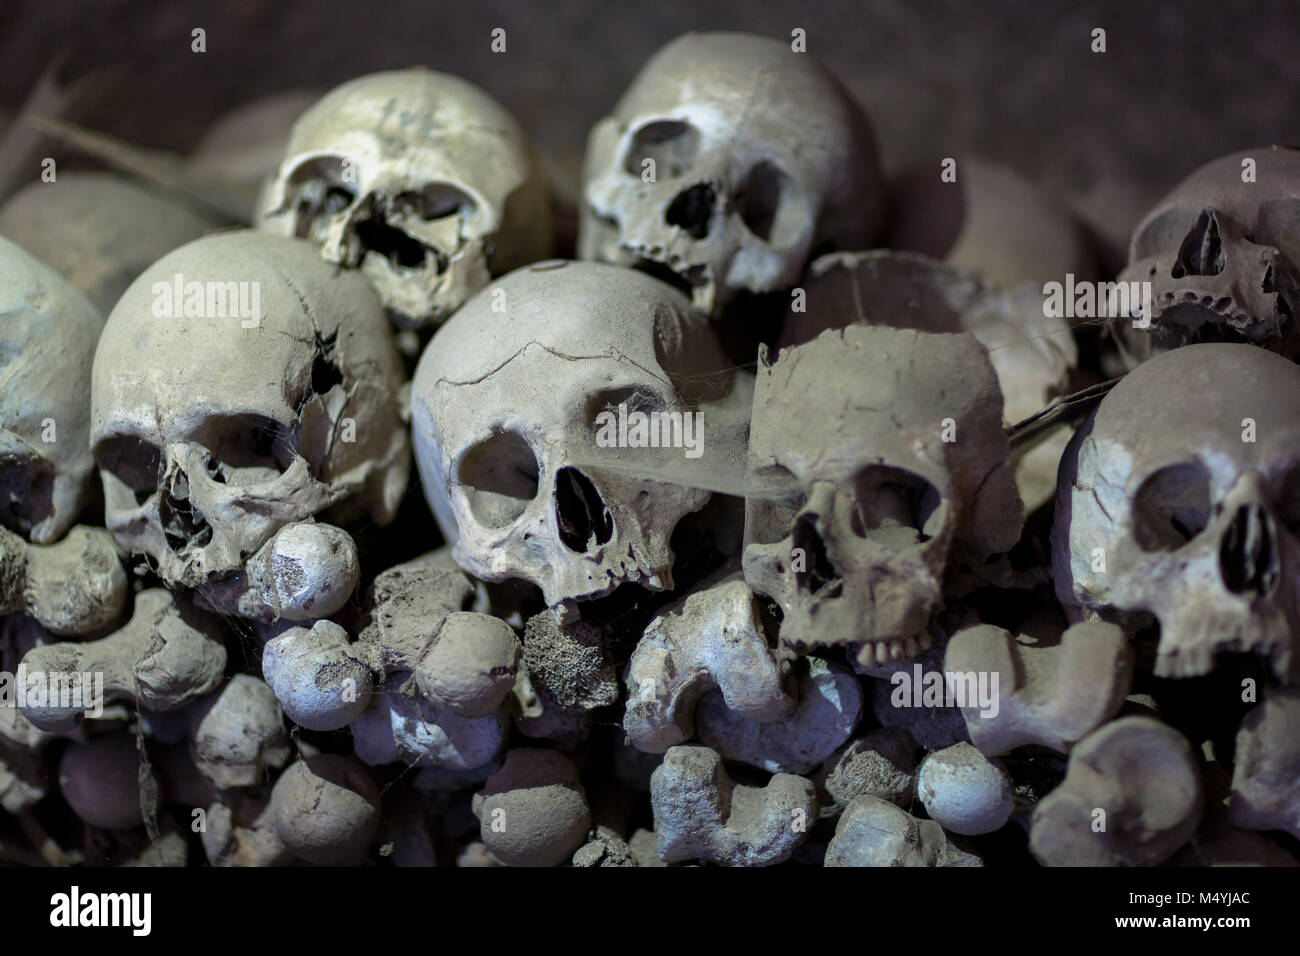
[432,341,675,392]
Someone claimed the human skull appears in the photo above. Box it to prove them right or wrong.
[412,260,742,608]
[257,69,552,331]
[744,326,1023,668]
[1118,147,1300,356]
[91,230,408,599]
[0,236,104,543]
[579,32,885,317]
[1054,343,1300,681]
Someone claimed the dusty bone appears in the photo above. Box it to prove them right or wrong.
[344,549,520,720]
[0,524,126,635]
[573,825,638,867]
[201,792,292,867]
[650,744,817,866]
[258,69,552,330]
[262,620,374,731]
[916,742,1015,835]
[201,521,360,622]
[623,574,792,753]
[521,606,617,712]
[191,675,291,789]
[744,325,1022,669]
[269,754,381,865]
[813,726,919,813]
[0,172,224,313]
[824,794,982,867]
[1229,688,1300,839]
[472,748,591,867]
[1117,147,1300,357]
[944,621,1132,755]
[0,236,105,544]
[1029,716,1203,866]
[412,259,746,606]
[579,31,885,317]
[779,250,1078,512]
[19,588,227,731]
[1053,343,1300,681]
[350,672,508,770]
[92,229,409,611]
[694,655,861,774]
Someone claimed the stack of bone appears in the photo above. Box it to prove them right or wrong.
[1,32,1297,867]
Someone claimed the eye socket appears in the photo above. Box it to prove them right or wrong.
[397,183,476,221]
[585,386,668,426]
[622,121,701,179]
[746,465,805,546]
[734,160,810,247]
[285,157,357,239]
[457,431,540,528]
[849,466,941,542]
[94,435,162,494]
[190,415,296,475]
[0,456,54,535]
[1132,462,1212,551]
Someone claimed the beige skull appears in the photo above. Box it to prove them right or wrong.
[258,69,552,331]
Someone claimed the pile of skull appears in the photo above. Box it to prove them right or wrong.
[1,31,1298,867]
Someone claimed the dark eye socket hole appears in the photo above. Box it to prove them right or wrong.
[457,431,540,528]
[734,160,809,247]
[94,435,162,496]
[193,416,296,474]
[849,466,941,542]
[287,158,356,237]
[396,184,475,221]
[585,386,668,426]
[1132,462,1212,551]
[0,457,54,535]
[622,120,701,179]
[747,465,805,545]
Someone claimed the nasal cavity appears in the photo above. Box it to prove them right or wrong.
[160,478,213,553]
[1219,503,1278,596]
[792,513,840,597]
[665,183,716,239]
[1171,208,1225,279]
[554,467,613,553]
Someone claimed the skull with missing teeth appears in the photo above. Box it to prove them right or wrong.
[258,69,552,330]
[1118,148,1300,356]
[411,260,742,608]
[744,326,1023,668]
[1054,343,1300,681]
[0,237,103,544]
[579,32,884,317]
[91,231,408,607]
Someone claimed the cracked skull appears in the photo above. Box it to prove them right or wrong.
[1054,343,1300,681]
[0,237,104,543]
[579,32,885,317]
[91,230,408,594]
[412,260,742,607]
[1118,147,1300,355]
[744,326,1022,668]
[258,69,552,331]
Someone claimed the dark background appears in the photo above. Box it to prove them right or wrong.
[1,0,1297,251]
